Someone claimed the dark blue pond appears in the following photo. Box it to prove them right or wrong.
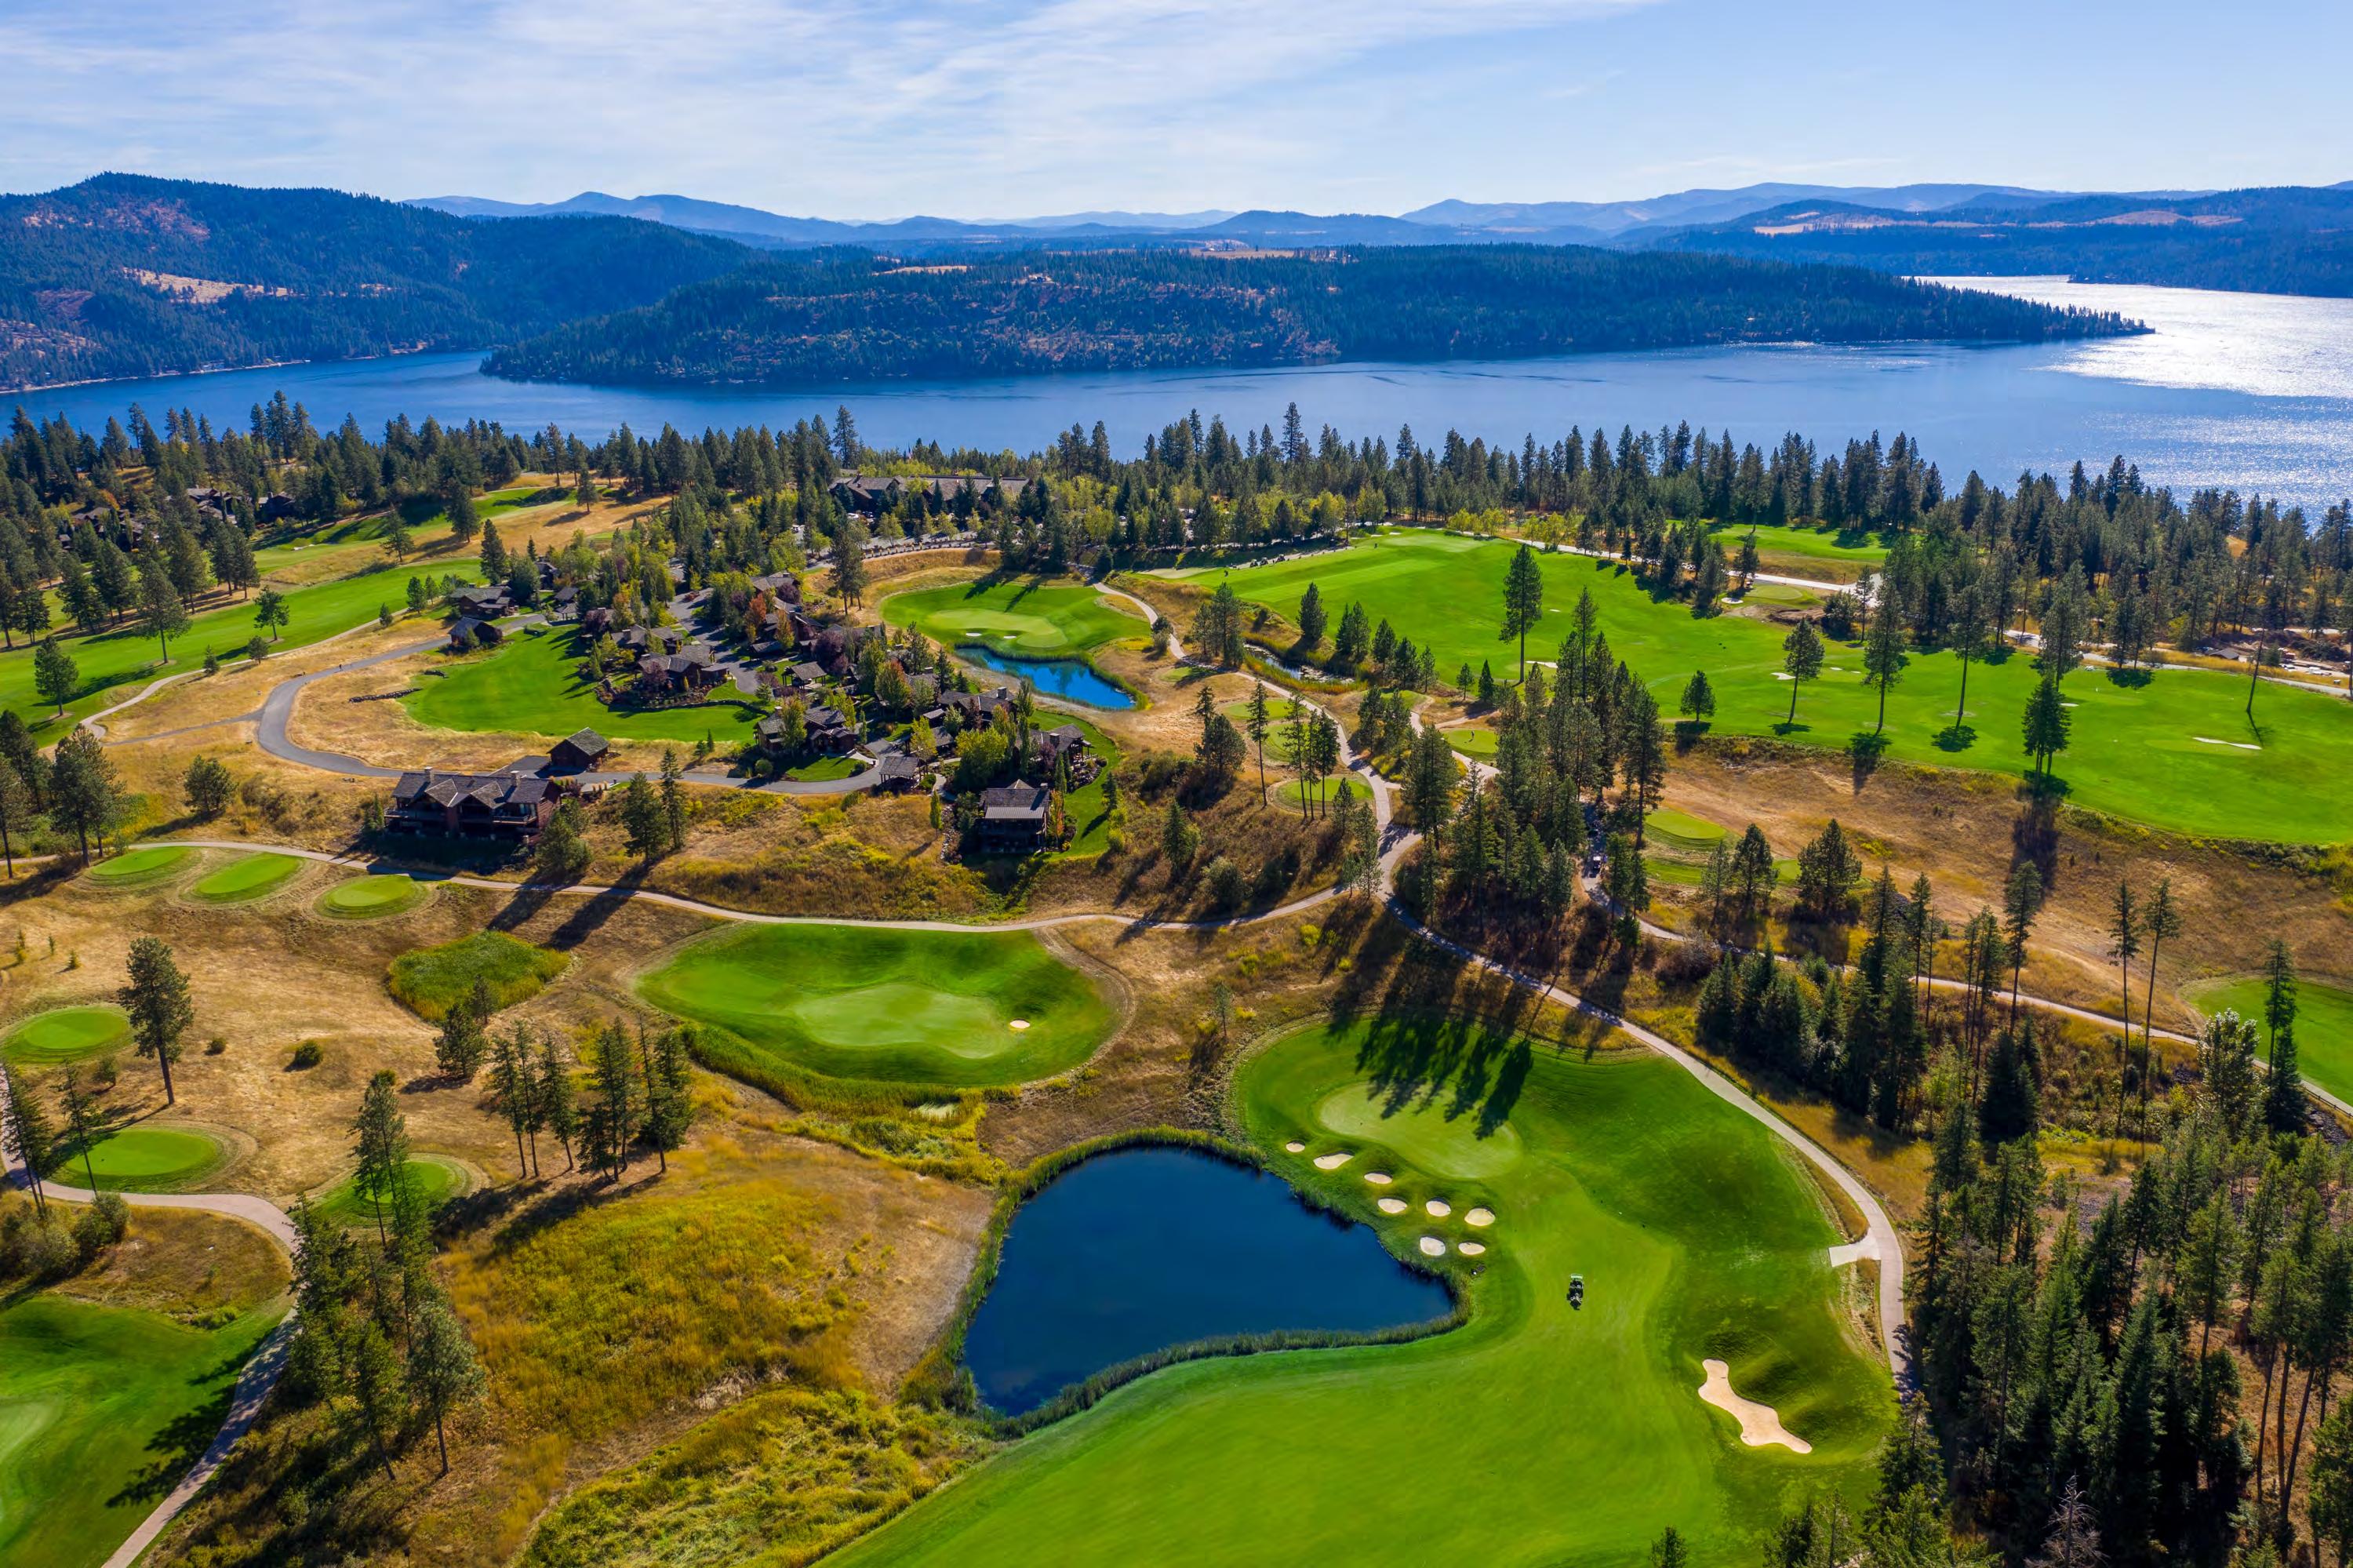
[958,646,1135,709]
[963,1145,1452,1415]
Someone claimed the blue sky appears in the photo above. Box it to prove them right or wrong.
[2,0,2344,217]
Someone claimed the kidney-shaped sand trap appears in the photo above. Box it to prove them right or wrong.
[1697,1359,1810,1453]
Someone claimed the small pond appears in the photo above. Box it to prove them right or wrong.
[963,1145,1452,1415]
[958,645,1135,710]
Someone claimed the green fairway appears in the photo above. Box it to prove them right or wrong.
[387,931,569,1021]
[1,555,477,733]
[638,923,1118,1090]
[0,1292,282,1566]
[1,1005,129,1065]
[186,851,304,903]
[786,754,862,782]
[307,1154,469,1227]
[84,845,194,887]
[318,873,431,919]
[66,1124,231,1191]
[881,578,1145,657]
[837,1016,1892,1567]
[1184,534,2353,842]
[403,624,761,744]
[2191,976,2353,1108]
[1274,775,1372,810]
[1707,522,1889,580]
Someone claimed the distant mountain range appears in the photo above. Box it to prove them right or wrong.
[407,180,2231,249]
[406,179,2353,301]
[5,169,2344,391]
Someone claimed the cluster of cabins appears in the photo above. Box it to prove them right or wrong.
[64,486,298,551]
[384,729,611,846]
[829,473,1027,518]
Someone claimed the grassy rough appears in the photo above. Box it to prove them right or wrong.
[639,924,1118,1092]
[1193,531,2353,842]
[834,1014,1893,1567]
[387,930,570,1021]
[522,1388,989,1568]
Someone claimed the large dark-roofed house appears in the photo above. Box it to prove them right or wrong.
[387,766,556,844]
[977,783,1050,849]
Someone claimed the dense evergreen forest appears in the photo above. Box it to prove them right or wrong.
[1649,186,2353,298]
[484,246,2135,386]
[0,175,754,390]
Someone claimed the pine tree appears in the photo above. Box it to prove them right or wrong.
[1978,1024,2040,1145]
[351,1068,409,1246]
[2022,674,2071,782]
[620,773,665,859]
[121,936,194,1105]
[49,726,122,864]
[32,637,78,715]
[1296,582,1327,648]
[659,748,689,852]
[1780,620,1823,727]
[1677,670,1715,723]
[1861,598,1909,734]
[1500,544,1544,678]
[536,1039,578,1172]
[406,1296,485,1475]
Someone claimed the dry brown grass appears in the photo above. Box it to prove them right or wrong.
[0,864,734,1199]
[152,1114,991,1568]
[52,1203,291,1319]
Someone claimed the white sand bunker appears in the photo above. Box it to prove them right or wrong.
[1458,1241,1487,1257]
[2194,735,2261,751]
[1417,1235,1446,1257]
[1285,1141,1307,1154]
[1697,1359,1811,1453]
[1425,1199,1452,1218]
[1314,1151,1354,1170]
[1365,1171,1394,1185]
[1007,1019,1031,1031]
[1464,1207,1496,1228]
[1377,1197,1409,1214]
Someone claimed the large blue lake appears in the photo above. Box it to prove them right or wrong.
[963,1145,1451,1416]
[17,278,2352,505]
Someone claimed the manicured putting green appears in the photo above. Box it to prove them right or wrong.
[1221,697,1307,762]
[2191,977,2353,1108]
[319,873,430,919]
[1,1005,129,1065]
[0,1293,282,1566]
[84,845,193,886]
[882,579,1144,657]
[187,851,304,903]
[638,923,1118,1089]
[837,1015,1892,1566]
[1188,533,2353,842]
[308,1155,468,1227]
[1313,1082,1523,1179]
[1645,807,1727,850]
[1274,775,1371,809]
[1444,726,1497,759]
[65,1125,230,1192]
[404,625,760,744]
[387,930,569,1021]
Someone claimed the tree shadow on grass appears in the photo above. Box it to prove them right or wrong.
[1772,720,1813,738]
[106,1352,250,1508]
[1933,723,1977,752]
[2104,665,2155,689]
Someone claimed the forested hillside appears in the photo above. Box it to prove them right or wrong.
[0,175,753,389]
[1648,185,2353,297]
[484,246,2137,387]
